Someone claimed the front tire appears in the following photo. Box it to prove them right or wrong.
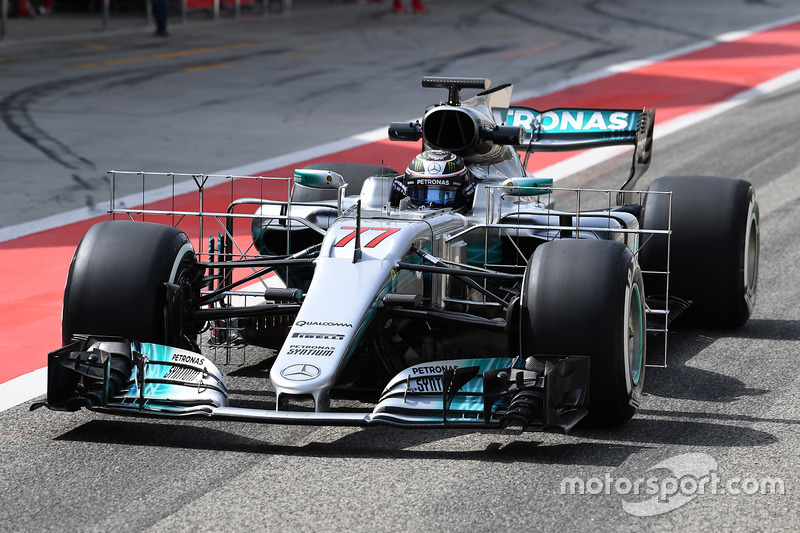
[521,239,645,426]
[62,220,197,348]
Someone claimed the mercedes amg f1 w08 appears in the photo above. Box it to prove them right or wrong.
[34,77,759,432]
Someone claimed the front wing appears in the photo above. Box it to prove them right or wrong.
[35,337,590,433]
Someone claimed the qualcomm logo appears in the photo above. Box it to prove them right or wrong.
[294,320,352,328]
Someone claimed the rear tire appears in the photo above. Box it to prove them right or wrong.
[640,176,759,328]
[62,220,197,348]
[521,240,645,426]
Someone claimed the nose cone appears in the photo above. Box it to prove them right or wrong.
[271,361,329,394]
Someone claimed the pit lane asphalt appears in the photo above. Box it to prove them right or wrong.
[2,1,800,531]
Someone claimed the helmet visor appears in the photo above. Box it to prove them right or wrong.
[407,185,462,208]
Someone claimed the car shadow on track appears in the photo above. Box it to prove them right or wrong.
[55,418,647,466]
[53,319,793,464]
[54,415,775,467]
[570,417,778,448]
[644,320,784,403]
[569,318,797,448]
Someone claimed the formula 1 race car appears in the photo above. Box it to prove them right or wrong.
[34,77,759,432]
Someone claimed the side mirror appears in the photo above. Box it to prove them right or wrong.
[293,169,346,189]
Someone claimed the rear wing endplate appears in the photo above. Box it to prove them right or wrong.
[494,106,655,191]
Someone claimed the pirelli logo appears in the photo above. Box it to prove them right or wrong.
[292,332,345,341]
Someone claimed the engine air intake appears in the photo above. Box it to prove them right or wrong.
[423,107,479,154]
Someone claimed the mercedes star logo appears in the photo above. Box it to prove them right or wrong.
[427,162,442,174]
[280,363,321,381]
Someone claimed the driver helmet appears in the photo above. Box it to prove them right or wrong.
[402,150,473,212]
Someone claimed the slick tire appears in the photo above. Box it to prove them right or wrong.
[292,163,398,202]
[62,220,197,347]
[640,176,759,328]
[522,239,645,426]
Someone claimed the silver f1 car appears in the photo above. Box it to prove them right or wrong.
[34,77,759,432]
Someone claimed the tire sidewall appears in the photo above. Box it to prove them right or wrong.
[741,193,759,318]
[622,261,646,408]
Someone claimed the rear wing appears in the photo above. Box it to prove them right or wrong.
[494,106,655,191]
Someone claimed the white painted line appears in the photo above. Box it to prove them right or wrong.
[0,368,47,412]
